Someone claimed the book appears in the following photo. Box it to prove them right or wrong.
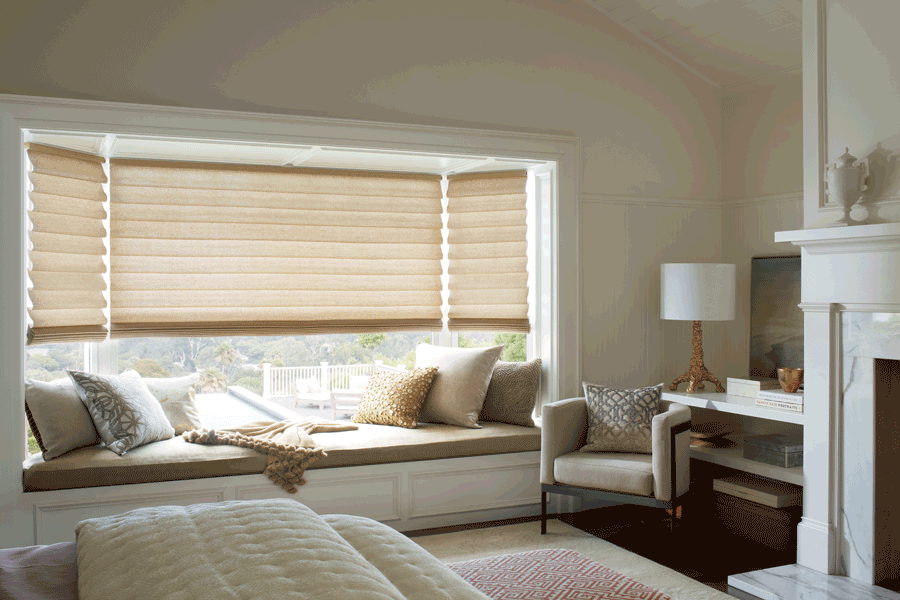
[713,474,802,508]
[726,377,781,399]
[755,398,803,412]
[757,389,804,404]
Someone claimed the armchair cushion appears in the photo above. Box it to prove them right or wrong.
[580,382,662,454]
[554,452,653,497]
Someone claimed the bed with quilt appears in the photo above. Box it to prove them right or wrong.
[0,499,489,600]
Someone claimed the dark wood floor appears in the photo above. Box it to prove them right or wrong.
[561,500,795,593]
[409,460,797,594]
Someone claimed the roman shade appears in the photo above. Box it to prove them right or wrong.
[446,170,529,332]
[108,160,444,337]
[26,143,108,345]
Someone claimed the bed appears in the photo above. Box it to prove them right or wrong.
[0,498,490,600]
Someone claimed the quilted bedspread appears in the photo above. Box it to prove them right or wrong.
[76,499,489,600]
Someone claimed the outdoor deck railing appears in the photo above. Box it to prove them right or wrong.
[262,361,405,399]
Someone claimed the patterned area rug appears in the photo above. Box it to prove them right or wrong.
[451,548,671,600]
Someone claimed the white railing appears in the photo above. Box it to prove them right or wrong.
[262,361,405,399]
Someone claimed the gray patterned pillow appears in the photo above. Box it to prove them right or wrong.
[479,359,541,427]
[580,382,662,454]
[67,370,175,456]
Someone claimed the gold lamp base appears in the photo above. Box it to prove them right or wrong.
[669,320,725,393]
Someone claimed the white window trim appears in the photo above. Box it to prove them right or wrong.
[0,94,581,547]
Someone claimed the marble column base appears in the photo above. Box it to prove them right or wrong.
[728,564,900,600]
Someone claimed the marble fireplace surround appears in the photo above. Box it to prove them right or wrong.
[776,222,900,587]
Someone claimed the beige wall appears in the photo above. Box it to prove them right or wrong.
[0,0,725,389]
[722,76,803,201]
[805,0,900,227]
[718,74,804,382]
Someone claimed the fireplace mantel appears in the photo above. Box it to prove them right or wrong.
[774,220,900,585]
[775,222,900,255]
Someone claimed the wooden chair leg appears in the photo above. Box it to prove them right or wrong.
[541,492,547,534]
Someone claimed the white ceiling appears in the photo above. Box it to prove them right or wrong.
[586,0,802,89]
[26,131,545,174]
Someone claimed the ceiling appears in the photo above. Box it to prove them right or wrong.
[586,0,802,90]
[27,131,545,174]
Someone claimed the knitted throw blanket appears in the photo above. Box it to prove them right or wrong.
[183,418,358,493]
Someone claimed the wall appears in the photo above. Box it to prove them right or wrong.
[0,0,722,392]
[805,0,900,228]
[720,74,804,385]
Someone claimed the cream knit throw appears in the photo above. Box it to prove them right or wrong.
[183,418,357,493]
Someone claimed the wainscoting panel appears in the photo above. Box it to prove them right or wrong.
[20,452,545,545]
[32,487,228,545]
[236,471,403,523]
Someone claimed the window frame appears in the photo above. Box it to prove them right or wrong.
[0,96,581,545]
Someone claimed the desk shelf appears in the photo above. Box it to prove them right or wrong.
[661,390,804,425]
[690,433,804,486]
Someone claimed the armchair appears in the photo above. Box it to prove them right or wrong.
[540,397,691,533]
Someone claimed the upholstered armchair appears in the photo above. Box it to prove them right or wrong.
[540,397,692,533]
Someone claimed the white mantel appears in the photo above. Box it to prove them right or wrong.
[775,222,900,587]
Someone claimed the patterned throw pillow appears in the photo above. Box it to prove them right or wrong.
[352,367,439,429]
[580,382,662,454]
[479,359,542,427]
[143,373,202,435]
[67,370,175,455]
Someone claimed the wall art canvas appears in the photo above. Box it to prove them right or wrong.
[749,256,803,379]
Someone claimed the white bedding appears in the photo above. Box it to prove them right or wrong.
[75,499,489,600]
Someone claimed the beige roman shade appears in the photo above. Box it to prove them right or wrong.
[26,143,108,345]
[108,160,444,337]
[446,170,529,332]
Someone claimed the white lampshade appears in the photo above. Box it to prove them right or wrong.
[661,263,736,321]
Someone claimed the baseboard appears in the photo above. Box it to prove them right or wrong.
[797,517,836,574]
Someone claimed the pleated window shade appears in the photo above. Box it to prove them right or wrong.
[108,160,444,338]
[446,170,530,332]
[26,143,109,345]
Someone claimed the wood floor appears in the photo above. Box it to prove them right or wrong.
[561,499,796,593]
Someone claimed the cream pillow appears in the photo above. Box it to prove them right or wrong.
[143,373,202,434]
[24,378,100,460]
[415,343,503,429]
[352,367,438,429]
[580,381,662,454]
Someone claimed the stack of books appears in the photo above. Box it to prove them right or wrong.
[726,376,781,399]
[755,389,803,413]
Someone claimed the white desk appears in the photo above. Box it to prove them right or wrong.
[662,390,804,485]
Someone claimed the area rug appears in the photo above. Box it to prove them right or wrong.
[413,519,731,600]
[451,548,672,599]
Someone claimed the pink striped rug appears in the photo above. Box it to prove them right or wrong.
[450,548,672,600]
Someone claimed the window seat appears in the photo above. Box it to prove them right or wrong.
[22,421,541,492]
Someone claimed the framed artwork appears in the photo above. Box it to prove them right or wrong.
[749,255,803,379]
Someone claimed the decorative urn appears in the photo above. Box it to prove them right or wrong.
[825,147,869,227]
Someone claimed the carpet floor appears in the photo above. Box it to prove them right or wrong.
[413,519,732,600]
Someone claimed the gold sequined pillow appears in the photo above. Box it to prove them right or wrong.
[352,367,439,429]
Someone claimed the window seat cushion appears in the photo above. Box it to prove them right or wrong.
[22,421,541,492]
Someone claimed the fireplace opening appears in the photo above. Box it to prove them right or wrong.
[875,358,900,592]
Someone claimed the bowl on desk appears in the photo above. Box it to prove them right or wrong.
[777,368,803,393]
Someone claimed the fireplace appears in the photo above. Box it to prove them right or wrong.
[774,222,900,584]
[840,312,900,589]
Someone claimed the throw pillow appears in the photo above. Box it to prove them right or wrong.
[580,382,662,454]
[352,367,438,429]
[143,373,202,435]
[479,359,542,427]
[67,370,175,456]
[415,343,503,429]
[24,378,100,460]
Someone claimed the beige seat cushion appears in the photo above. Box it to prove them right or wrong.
[553,451,654,498]
[23,421,541,492]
